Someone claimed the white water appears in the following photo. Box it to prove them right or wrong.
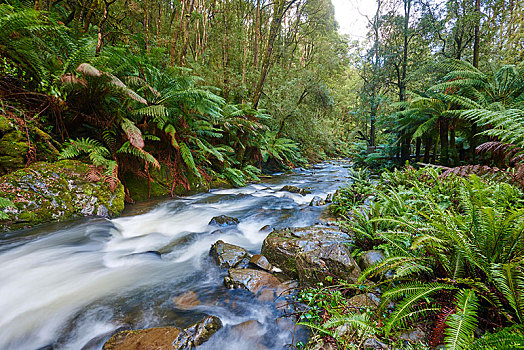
[0,161,351,350]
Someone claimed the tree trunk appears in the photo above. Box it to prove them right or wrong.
[471,0,481,162]
[440,118,449,164]
[252,0,297,109]
[423,136,432,163]
[415,137,421,162]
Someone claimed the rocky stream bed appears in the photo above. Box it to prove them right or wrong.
[0,160,397,350]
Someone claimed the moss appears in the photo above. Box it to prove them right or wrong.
[0,130,29,174]
[0,115,12,133]
[0,160,125,231]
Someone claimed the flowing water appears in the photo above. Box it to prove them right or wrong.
[0,160,351,350]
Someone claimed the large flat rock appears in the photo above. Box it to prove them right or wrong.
[261,225,351,278]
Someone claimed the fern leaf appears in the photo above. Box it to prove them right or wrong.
[444,289,479,350]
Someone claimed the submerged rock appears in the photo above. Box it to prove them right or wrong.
[0,160,125,231]
[296,243,360,286]
[261,226,351,278]
[280,185,311,196]
[209,215,240,226]
[172,316,222,349]
[103,326,181,350]
[210,240,251,268]
[230,320,266,340]
[224,268,281,295]
[172,291,201,310]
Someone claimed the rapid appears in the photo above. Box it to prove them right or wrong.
[0,160,351,350]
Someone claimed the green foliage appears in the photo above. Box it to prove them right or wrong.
[0,197,15,220]
[305,166,524,348]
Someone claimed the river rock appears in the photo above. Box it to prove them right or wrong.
[103,326,181,350]
[296,243,360,286]
[230,320,266,340]
[358,250,385,271]
[259,224,272,233]
[249,254,274,272]
[224,268,281,296]
[399,327,427,343]
[210,240,251,268]
[347,293,380,310]
[309,196,326,206]
[209,215,239,226]
[172,315,222,349]
[261,226,351,278]
[172,291,201,310]
[363,338,388,349]
[280,185,311,196]
[81,326,131,350]
[0,160,125,231]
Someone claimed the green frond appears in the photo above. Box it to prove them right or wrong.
[444,289,479,350]
[383,282,456,336]
[179,142,201,179]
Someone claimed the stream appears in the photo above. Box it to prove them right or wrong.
[0,160,351,350]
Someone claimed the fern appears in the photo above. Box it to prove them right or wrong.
[492,263,524,322]
[0,197,14,220]
[382,282,455,335]
[444,289,479,350]
[179,142,201,179]
[117,141,160,169]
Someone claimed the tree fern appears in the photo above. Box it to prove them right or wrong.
[179,142,201,179]
[117,141,160,169]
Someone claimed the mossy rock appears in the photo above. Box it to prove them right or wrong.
[0,130,29,175]
[125,165,210,201]
[0,160,125,231]
[261,225,352,279]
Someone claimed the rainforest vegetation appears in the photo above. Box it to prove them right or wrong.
[1,0,524,348]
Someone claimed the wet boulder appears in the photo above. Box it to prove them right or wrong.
[309,196,326,206]
[224,268,281,296]
[295,243,360,286]
[210,240,251,268]
[280,185,311,196]
[358,250,385,271]
[103,326,181,350]
[209,215,239,226]
[261,226,351,278]
[172,316,223,349]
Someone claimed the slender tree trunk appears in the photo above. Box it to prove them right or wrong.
[471,0,481,162]
[423,137,433,163]
[399,0,411,162]
[180,0,196,64]
[415,138,421,162]
[440,117,449,164]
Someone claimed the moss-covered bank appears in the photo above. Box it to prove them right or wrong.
[0,160,125,231]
